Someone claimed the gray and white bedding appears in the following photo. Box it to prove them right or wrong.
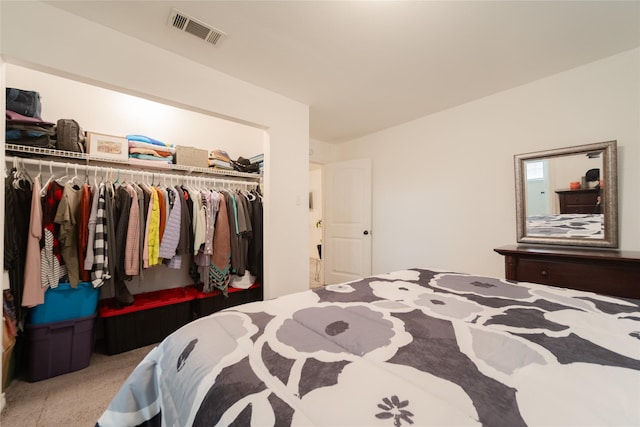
[97,268,640,427]
[526,213,603,238]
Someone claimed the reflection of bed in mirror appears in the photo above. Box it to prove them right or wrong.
[526,213,604,238]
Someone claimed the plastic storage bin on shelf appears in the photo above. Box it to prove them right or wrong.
[29,282,99,325]
[26,314,96,382]
[99,287,195,355]
[191,283,263,319]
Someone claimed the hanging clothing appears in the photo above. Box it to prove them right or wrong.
[247,191,264,283]
[207,194,231,294]
[159,186,181,267]
[147,187,161,267]
[156,186,167,244]
[175,186,191,259]
[5,171,32,321]
[54,182,82,288]
[22,176,44,307]
[102,183,117,299]
[114,185,132,281]
[77,183,92,282]
[124,184,140,276]
[91,183,110,288]
[40,180,66,289]
[84,181,100,270]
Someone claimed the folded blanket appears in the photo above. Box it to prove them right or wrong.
[128,140,176,154]
[208,149,231,163]
[6,109,55,127]
[129,153,174,163]
[129,147,173,158]
[126,134,173,148]
[207,158,234,169]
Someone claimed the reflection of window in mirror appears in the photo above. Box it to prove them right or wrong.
[525,159,549,215]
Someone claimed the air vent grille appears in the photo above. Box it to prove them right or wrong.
[168,8,226,46]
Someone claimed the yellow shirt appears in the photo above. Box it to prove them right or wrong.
[148,188,161,266]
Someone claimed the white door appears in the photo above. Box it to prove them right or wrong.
[323,158,372,284]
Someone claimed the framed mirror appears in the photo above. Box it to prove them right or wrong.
[515,140,618,248]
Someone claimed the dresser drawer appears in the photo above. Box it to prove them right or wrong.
[564,193,597,205]
[516,258,639,298]
[564,205,595,214]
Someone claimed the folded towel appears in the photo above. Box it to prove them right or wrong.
[129,153,174,163]
[126,134,173,148]
[207,158,234,170]
[208,149,231,163]
[128,140,176,154]
[129,147,173,158]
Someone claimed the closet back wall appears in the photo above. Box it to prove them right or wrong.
[5,65,265,296]
[6,65,264,157]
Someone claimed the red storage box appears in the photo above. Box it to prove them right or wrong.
[191,283,263,319]
[99,287,195,355]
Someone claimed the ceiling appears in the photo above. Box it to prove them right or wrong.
[46,1,640,143]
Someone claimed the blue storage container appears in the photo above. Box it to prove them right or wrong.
[29,282,99,325]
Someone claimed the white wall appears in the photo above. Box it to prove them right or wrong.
[6,65,264,157]
[335,48,640,278]
[0,1,310,301]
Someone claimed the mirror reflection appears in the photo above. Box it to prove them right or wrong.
[515,140,618,248]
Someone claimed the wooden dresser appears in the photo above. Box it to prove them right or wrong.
[555,188,600,214]
[494,245,640,300]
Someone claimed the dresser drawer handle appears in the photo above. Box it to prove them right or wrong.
[540,270,548,277]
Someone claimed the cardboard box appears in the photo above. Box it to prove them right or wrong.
[86,132,129,161]
[175,145,208,168]
[2,318,15,391]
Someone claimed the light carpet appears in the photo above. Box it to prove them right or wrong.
[1,343,156,427]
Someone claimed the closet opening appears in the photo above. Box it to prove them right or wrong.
[2,63,268,387]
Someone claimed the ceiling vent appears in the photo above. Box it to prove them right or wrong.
[168,8,226,46]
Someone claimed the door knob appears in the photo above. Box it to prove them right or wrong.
[363,230,369,235]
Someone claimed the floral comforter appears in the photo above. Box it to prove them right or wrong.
[97,269,640,426]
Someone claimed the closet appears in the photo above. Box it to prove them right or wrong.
[4,143,264,381]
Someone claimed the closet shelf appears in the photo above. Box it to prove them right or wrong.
[5,143,262,180]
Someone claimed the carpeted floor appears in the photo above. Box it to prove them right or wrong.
[1,343,156,427]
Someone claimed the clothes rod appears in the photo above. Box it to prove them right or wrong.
[5,155,260,190]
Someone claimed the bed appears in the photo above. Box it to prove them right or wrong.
[97,268,640,427]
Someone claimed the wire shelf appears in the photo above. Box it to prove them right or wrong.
[5,143,262,181]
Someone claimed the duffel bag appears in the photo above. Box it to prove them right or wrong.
[6,88,42,118]
[55,119,86,153]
